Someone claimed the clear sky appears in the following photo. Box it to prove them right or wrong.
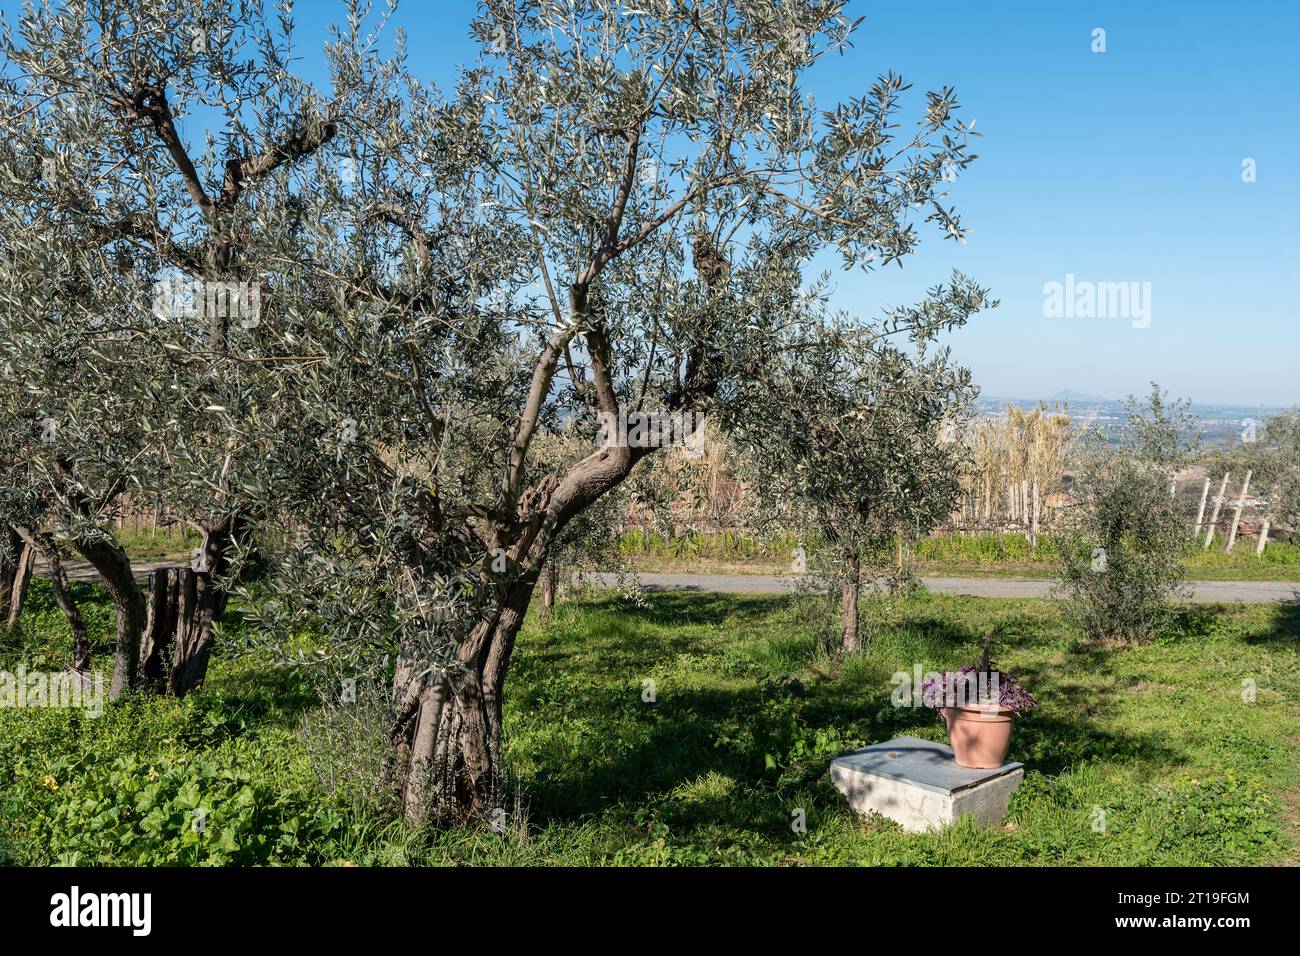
[289,0,1298,407]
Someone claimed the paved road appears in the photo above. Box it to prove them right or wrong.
[577,572,1300,604]
[37,559,1300,604]
[33,556,184,583]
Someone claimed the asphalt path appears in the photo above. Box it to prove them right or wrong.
[577,572,1300,604]
[33,558,1300,604]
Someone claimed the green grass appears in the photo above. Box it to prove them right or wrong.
[617,527,801,574]
[618,530,1300,581]
[111,522,201,561]
[2,579,1297,865]
[93,522,1300,582]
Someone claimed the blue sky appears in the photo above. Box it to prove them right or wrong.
[289,0,1297,406]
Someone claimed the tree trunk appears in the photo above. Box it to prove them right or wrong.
[139,566,228,696]
[387,571,538,823]
[138,569,173,692]
[382,244,723,824]
[839,552,861,654]
[0,527,18,624]
[537,560,559,621]
[128,515,243,696]
[1,527,35,631]
[75,535,146,698]
[385,450,648,824]
[13,526,91,671]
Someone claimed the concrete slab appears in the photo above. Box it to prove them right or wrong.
[830,735,1024,833]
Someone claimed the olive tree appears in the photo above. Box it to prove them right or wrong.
[1057,385,1197,644]
[0,0,349,695]
[722,284,989,652]
[0,259,134,675]
[0,68,158,681]
[224,0,988,822]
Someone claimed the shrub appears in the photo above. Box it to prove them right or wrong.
[1056,387,1194,643]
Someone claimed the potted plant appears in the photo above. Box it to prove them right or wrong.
[920,633,1037,769]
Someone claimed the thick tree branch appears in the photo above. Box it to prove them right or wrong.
[94,212,205,275]
[585,322,619,416]
[374,201,433,270]
[112,82,213,214]
[218,121,338,211]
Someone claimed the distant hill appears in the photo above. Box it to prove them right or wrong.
[973,389,1289,449]
[977,390,1110,412]
[1047,388,1109,404]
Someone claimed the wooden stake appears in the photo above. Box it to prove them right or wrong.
[1030,479,1040,553]
[1225,470,1252,553]
[1256,518,1271,556]
[1204,472,1230,548]
[1193,477,1210,538]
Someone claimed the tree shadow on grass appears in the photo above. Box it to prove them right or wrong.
[517,685,763,821]
[1011,710,1187,778]
[186,661,319,739]
[568,589,790,629]
[513,637,1185,827]
[1242,599,1300,646]
[1004,642,1190,777]
[865,614,993,660]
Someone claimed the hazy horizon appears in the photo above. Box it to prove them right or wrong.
[977,386,1292,411]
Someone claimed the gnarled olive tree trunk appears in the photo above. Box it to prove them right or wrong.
[1,526,35,632]
[387,573,535,822]
[59,511,242,700]
[74,535,145,697]
[138,566,228,696]
[140,514,245,696]
[387,442,654,823]
[13,525,92,671]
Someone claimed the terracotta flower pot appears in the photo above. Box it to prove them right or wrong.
[940,706,1015,769]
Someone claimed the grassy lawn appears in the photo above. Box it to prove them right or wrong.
[618,530,1300,582]
[96,525,1300,581]
[112,525,202,562]
[622,554,1300,581]
[2,580,1298,865]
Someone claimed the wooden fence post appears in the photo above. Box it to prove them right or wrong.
[1204,472,1231,548]
[1193,476,1210,538]
[1256,517,1271,556]
[1225,470,1252,553]
[1030,479,1040,553]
